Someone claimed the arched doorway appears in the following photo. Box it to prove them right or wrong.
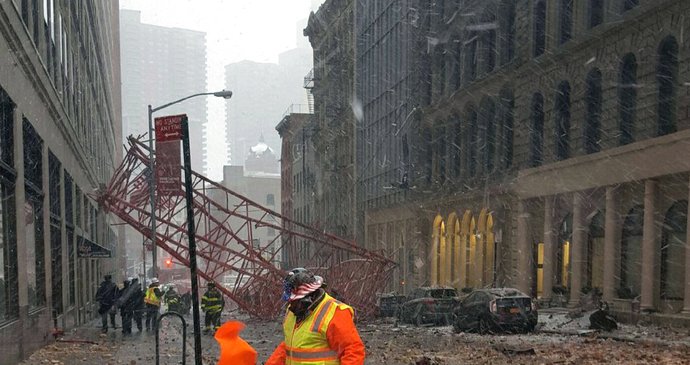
[448,213,462,288]
[587,211,605,291]
[478,210,496,287]
[431,215,444,285]
[459,211,472,289]
[467,215,478,288]
[557,214,573,289]
[620,205,644,299]
[661,201,687,301]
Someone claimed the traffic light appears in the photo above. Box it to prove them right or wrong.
[165,258,173,268]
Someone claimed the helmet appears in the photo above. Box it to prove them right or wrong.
[151,277,159,284]
[207,281,216,288]
[282,268,323,302]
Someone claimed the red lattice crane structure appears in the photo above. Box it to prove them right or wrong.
[96,137,395,319]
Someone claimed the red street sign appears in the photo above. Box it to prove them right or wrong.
[154,114,186,195]
[155,114,184,142]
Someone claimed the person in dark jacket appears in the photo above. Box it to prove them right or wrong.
[95,275,118,333]
[164,286,183,314]
[117,277,144,335]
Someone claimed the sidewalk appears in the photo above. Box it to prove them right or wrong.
[19,315,201,365]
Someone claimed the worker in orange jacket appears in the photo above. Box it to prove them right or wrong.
[265,268,366,365]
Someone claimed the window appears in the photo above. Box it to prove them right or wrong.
[480,9,497,74]
[23,120,45,310]
[499,89,514,168]
[451,114,462,177]
[585,69,602,154]
[618,53,637,145]
[500,0,516,64]
[657,36,679,136]
[464,32,478,82]
[589,0,604,28]
[661,201,687,300]
[479,98,496,172]
[266,194,275,206]
[0,88,18,322]
[530,93,544,167]
[466,106,478,176]
[433,123,447,182]
[554,81,571,160]
[452,39,462,90]
[623,0,639,12]
[533,1,546,57]
[423,127,433,183]
[620,205,643,298]
[559,0,573,44]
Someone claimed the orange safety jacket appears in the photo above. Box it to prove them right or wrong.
[265,293,365,365]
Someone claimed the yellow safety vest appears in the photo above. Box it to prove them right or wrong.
[282,293,354,365]
[144,287,160,306]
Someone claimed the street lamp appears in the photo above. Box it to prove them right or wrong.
[145,89,232,279]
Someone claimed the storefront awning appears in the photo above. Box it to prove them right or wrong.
[77,236,112,258]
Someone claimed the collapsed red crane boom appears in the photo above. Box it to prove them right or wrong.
[96,137,395,319]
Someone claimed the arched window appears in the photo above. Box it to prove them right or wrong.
[452,37,462,90]
[657,36,679,136]
[585,69,603,154]
[589,0,604,28]
[465,31,478,82]
[433,122,447,182]
[587,211,605,290]
[423,127,433,183]
[619,53,637,145]
[559,0,573,44]
[466,106,478,175]
[499,88,514,169]
[661,201,687,300]
[452,114,462,177]
[435,47,447,97]
[500,0,516,64]
[480,98,496,172]
[533,0,546,57]
[554,81,571,160]
[530,93,544,167]
[480,8,497,74]
[557,214,573,288]
[623,0,639,12]
[621,205,643,298]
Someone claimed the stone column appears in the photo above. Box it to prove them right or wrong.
[569,193,585,306]
[14,111,27,310]
[603,186,620,302]
[476,231,485,288]
[542,196,556,302]
[640,180,657,311]
[430,231,438,286]
[516,200,531,294]
[43,144,51,311]
[684,175,690,313]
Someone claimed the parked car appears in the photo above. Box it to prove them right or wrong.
[453,288,537,334]
[399,287,459,326]
[375,293,406,317]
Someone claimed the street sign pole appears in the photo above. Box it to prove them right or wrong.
[180,115,203,365]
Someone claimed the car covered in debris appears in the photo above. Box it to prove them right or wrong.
[398,287,459,326]
[375,293,406,317]
[453,288,537,334]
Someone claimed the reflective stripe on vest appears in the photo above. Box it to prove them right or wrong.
[286,347,338,362]
[283,293,354,365]
[144,288,160,306]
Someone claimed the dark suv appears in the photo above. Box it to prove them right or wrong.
[398,287,459,326]
[453,288,537,334]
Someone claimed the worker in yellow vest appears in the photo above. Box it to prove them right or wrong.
[265,268,365,365]
[144,277,162,331]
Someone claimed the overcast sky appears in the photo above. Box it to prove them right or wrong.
[119,0,322,179]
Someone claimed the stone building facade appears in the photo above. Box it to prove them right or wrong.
[304,0,357,240]
[412,0,690,319]
[0,1,122,363]
[276,112,318,268]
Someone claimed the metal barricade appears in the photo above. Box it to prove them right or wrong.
[155,312,187,365]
